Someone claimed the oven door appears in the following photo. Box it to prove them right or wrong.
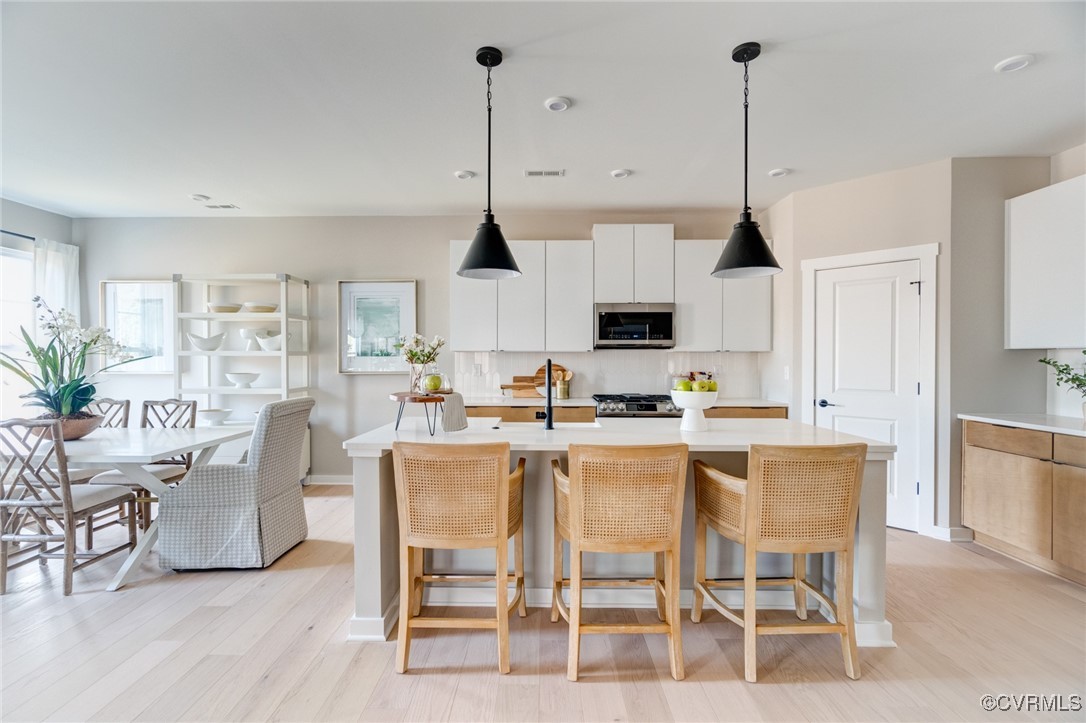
[594,303,675,348]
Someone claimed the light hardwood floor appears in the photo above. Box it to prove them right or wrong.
[2,485,1083,722]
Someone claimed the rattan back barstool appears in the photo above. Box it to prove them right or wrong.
[691,443,867,682]
[551,443,688,681]
[391,441,527,674]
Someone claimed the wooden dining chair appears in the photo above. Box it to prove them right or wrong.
[0,419,137,595]
[691,443,867,682]
[77,398,132,548]
[551,443,689,681]
[89,398,196,530]
[391,442,526,674]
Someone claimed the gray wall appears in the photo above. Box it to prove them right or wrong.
[1,198,73,244]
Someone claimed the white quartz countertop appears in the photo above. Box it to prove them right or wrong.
[459,396,788,408]
[344,416,894,458]
[958,413,1086,438]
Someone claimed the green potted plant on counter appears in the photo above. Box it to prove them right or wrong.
[1039,350,1086,420]
[0,297,145,439]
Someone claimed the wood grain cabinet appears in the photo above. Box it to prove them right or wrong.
[464,406,595,423]
[704,406,787,419]
[961,420,1086,585]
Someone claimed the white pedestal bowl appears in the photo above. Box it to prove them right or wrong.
[671,390,718,432]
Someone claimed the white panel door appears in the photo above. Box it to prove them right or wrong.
[497,241,546,351]
[633,224,675,302]
[593,224,634,302]
[546,240,594,352]
[449,239,497,351]
[674,240,723,351]
[815,260,921,531]
[723,275,772,351]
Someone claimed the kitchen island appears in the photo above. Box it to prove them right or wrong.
[343,416,896,646]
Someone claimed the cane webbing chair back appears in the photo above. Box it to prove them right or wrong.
[567,444,688,552]
[746,444,867,554]
[86,398,130,429]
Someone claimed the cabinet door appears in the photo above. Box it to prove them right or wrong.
[449,239,497,351]
[673,240,723,351]
[962,445,1052,557]
[1005,175,1086,349]
[1053,462,1086,573]
[633,224,675,302]
[497,241,545,351]
[593,224,634,302]
[722,275,772,351]
[546,240,594,352]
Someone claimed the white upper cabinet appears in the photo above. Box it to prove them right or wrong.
[673,239,772,352]
[545,240,594,352]
[497,241,546,352]
[593,224,674,302]
[449,239,497,351]
[674,240,724,351]
[1005,175,1086,349]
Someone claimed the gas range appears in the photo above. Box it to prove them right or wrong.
[592,394,680,418]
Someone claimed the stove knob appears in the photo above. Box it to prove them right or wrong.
[665,403,676,412]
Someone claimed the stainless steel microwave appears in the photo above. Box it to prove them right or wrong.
[594,303,676,349]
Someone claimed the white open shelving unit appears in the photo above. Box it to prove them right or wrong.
[172,273,312,480]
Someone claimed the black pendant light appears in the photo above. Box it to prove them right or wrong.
[457,46,521,280]
[712,41,782,279]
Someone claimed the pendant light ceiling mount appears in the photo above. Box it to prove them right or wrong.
[712,40,782,279]
[458,45,521,280]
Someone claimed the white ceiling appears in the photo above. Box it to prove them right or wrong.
[2,1,1083,219]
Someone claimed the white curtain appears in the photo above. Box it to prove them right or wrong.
[33,239,80,332]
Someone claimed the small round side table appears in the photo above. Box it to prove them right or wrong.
[389,392,446,436]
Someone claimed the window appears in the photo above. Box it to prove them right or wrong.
[1,246,35,418]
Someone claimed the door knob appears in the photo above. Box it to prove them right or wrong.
[817,399,838,408]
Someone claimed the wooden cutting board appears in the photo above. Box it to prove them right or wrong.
[533,364,569,387]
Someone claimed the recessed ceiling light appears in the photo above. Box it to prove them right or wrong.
[453,170,476,180]
[544,96,572,112]
[190,193,210,202]
[994,54,1035,73]
[610,169,632,179]
[767,168,791,178]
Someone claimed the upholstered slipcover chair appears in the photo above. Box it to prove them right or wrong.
[157,397,314,570]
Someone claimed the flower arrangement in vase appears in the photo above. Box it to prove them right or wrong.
[0,297,146,438]
[395,334,446,393]
[1039,350,1086,420]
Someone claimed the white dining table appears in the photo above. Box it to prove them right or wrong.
[62,425,253,591]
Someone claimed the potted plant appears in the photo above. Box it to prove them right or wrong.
[395,333,446,393]
[0,297,145,439]
[1039,350,1086,419]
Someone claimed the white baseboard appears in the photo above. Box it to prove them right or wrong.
[920,525,974,542]
[347,595,400,641]
[308,474,353,486]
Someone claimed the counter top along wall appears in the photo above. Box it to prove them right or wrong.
[459,396,789,409]
[343,416,896,649]
[957,413,1086,438]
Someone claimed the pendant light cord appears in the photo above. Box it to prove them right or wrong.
[486,62,493,215]
[742,60,750,215]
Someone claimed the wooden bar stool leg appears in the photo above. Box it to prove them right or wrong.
[837,552,860,680]
[653,551,666,621]
[514,527,527,618]
[567,550,582,681]
[412,548,424,617]
[691,516,706,623]
[665,548,685,680]
[793,553,808,620]
[743,545,758,683]
[496,538,510,674]
[551,520,563,623]
[396,545,414,673]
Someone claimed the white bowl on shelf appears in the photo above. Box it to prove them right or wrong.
[239,327,267,351]
[207,302,242,313]
[243,301,279,313]
[670,389,719,432]
[187,332,226,351]
[225,372,260,388]
[255,332,282,352]
[197,409,232,426]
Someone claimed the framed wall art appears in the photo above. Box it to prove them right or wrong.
[99,280,175,373]
[338,280,416,374]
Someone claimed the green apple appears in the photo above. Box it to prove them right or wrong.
[675,380,693,392]
[423,374,443,391]
[692,380,711,392]
[707,380,718,392]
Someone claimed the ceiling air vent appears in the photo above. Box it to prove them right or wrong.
[523,169,565,178]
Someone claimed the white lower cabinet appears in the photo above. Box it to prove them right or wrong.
[497,242,546,351]
[673,239,772,352]
[449,239,498,351]
[546,240,594,352]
